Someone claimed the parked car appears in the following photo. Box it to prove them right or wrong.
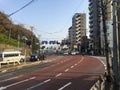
[71,51,79,55]
[0,50,25,65]
[63,50,71,55]
[29,53,44,61]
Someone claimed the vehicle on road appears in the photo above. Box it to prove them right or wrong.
[61,49,71,55]
[29,53,44,61]
[71,50,79,55]
[0,50,25,65]
[62,50,71,55]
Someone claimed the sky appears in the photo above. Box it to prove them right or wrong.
[0,0,89,42]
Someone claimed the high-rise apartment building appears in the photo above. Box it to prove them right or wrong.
[89,0,101,55]
[70,13,86,50]
[89,0,113,55]
[68,26,74,49]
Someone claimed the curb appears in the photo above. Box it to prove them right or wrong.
[90,56,106,90]
[0,61,42,73]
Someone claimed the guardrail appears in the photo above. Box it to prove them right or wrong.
[90,75,105,90]
[0,60,21,68]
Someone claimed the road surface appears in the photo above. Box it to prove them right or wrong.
[0,55,105,90]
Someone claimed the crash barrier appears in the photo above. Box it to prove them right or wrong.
[90,75,105,90]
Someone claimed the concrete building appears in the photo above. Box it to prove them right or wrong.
[89,0,113,55]
[89,0,101,55]
[68,26,74,50]
[71,13,86,50]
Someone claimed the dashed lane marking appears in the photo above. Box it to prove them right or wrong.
[65,69,69,72]
[58,82,72,90]
[56,73,62,77]
[70,66,74,68]
[26,79,51,90]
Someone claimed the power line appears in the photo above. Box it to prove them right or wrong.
[8,0,36,17]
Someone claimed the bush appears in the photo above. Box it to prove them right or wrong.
[0,34,24,47]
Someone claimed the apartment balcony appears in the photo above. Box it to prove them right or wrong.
[89,34,94,38]
[89,0,92,2]
[89,29,93,33]
[75,16,80,20]
[76,38,81,42]
[89,24,93,28]
[76,33,80,37]
[77,30,81,34]
[76,27,81,30]
[75,20,80,24]
[76,30,80,33]
[89,1,93,7]
[75,17,80,20]
[89,10,93,15]
[89,19,93,24]
[75,24,80,28]
[76,31,81,35]
[89,15,93,19]
[89,39,94,43]
[76,34,81,38]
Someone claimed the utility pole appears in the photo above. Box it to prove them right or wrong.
[117,1,120,87]
[31,26,34,54]
[38,35,41,54]
[112,0,119,89]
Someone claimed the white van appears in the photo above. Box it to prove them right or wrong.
[0,51,25,66]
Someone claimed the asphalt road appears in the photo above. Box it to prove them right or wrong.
[0,55,105,90]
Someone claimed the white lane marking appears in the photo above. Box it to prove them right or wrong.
[0,87,6,90]
[26,79,51,90]
[78,57,84,64]
[65,69,69,72]
[95,57,107,70]
[0,77,36,89]
[1,70,7,73]
[0,75,23,83]
[56,73,62,77]
[70,66,74,68]
[58,82,72,90]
